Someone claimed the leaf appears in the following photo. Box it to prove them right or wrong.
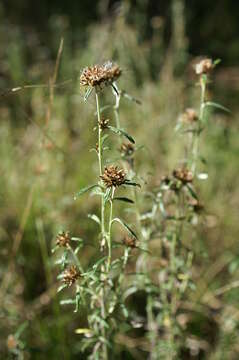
[113,197,134,204]
[74,184,99,199]
[60,299,76,305]
[186,184,198,200]
[121,90,142,105]
[120,303,129,318]
[104,187,111,203]
[71,237,84,243]
[112,217,138,239]
[88,214,101,226]
[84,87,93,102]
[107,125,135,144]
[213,58,221,66]
[75,328,92,335]
[205,101,231,114]
[102,134,109,145]
[124,180,141,188]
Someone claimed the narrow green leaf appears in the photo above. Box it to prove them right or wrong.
[113,197,134,204]
[121,90,142,105]
[88,214,101,226]
[57,284,68,293]
[186,184,198,200]
[104,187,111,203]
[102,134,109,145]
[108,125,135,144]
[124,180,141,188]
[74,184,99,199]
[60,299,76,305]
[205,101,231,114]
[84,87,93,102]
[112,217,138,239]
[75,328,92,335]
[213,59,221,66]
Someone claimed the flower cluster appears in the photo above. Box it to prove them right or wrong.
[100,165,126,188]
[80,61,121,89]
[179,108,198,124]
[120,143,135,158]
[98,117,110,130]
[56,231,71,247]
[62,265,80,287]
[123,236,137,248]
[172,167,193,184]
[195,58,213,75]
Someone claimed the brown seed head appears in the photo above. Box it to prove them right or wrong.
[100,165,126,188]
[98,117,110,130]
[179,108,198,124]
[102,61,122,82]
[173,168,193,184]
[123,236,137,248]
[120,143,135,158]
[80,61,121,89]
[195,58,213,75]
[63,265,80,287]
[56,231,71,247]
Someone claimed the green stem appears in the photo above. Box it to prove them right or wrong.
[95,92,105,241]
[113,82,121,129]
[95,91,108,360]
[107,187,115,272]
[191,75,207,175]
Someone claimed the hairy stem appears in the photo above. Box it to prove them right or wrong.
[95,92,105,241]
[191,75,207,175]
[107,187,115,272]
[95,91,108,360]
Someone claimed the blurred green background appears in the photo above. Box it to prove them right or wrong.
[0,0,239,359]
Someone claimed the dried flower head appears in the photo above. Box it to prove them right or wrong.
[100,165,126,188]
[195,58,213,75]
[103,61,121,83]
[123,236,137,248]
[179,108,198,124]
[173,168,193,184]
[98,117,110,130]
[7,335,18,350]
[56,231,71,247]
[120,143,135,158]
[63,265,80,287]
[80,61,121,89]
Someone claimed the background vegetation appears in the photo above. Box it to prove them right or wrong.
[1,0,239,359]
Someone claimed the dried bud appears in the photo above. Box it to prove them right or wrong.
[7,335,18,350]
[173,168,193,184]
[179,108,198,124]
[123,236,137,248]
[56,231,71,247]
[63,265,80,287]
[120,143,135,158]
[195,58,213,75]
[80,61,121,89]
[98,117,110,130]
[100,165,126,188]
